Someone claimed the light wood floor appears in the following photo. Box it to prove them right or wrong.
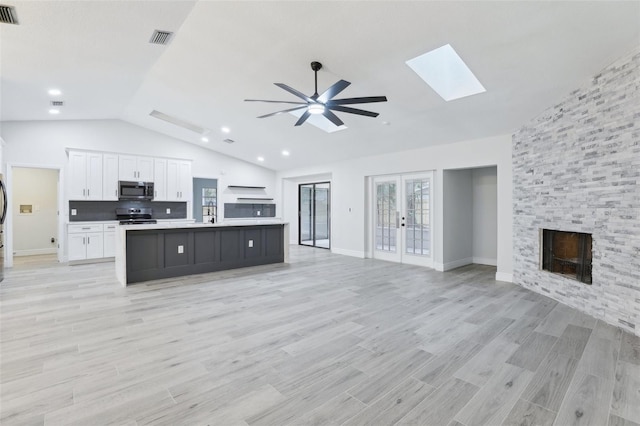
[1,246,638,426]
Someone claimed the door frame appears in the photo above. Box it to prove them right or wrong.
[370,171,434,268]
[5,163,64,268]
[298,181,331,249]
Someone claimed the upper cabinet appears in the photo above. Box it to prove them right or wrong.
[153,158,168,201]
[67,149,192,203]
[103,153,119,201]
[68,151,103,200]
[119,155,154,181]
[166,159,192,201]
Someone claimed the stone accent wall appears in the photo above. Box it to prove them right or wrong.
[512,48,640,336]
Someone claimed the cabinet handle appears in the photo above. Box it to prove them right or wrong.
[82,227,91,230]
[83,237,86,245]
[87,189,90,197]
[88,237,90,244]
[83,189,86,196]
[115,189,118,197]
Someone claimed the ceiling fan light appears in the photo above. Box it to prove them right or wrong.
[308,103,325,115]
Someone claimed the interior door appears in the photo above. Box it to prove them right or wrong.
[373,172,433,267]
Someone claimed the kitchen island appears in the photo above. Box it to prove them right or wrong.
[115,220,288,285]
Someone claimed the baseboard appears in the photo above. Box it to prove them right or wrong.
[495,272,513,283]
[331,247,366,259]
[473,257,497,266]
[433,262,445,272]
[14,248,57,257]
[442,257,473,271]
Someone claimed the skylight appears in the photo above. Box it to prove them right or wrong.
[406,44,486,101]
[289,110,348,133]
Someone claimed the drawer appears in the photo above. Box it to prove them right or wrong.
[68,224,104,233]
[103,223,118,232]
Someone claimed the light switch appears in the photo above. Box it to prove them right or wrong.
[71,209,77,216]
[166,208,171,214]
[248,240,253,248]
[178,245,184,254]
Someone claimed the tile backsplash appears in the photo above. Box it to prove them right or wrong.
[69,201,187,221]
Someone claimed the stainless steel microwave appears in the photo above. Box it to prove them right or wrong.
[118,181,154,201]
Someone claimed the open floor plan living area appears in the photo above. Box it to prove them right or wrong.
[1,1,639,425]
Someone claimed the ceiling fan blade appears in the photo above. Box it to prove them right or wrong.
[294,110,312,126]
[322,109,345,127]
[318,79,351,103]
[274,83,314,103]
[327,105,379,118]
[327,96,388,105]
[257,106,308,119]
[245,99,307,105]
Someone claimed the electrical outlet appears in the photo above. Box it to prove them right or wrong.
[248,240,253,248]
[257,211,261,216]
[71,209,77,216]
[166,208,171,214]
[178,245,184,254]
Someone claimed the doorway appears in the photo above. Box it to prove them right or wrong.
[5,165,62,268]
[372,172,433,267]
[299,182,330,249]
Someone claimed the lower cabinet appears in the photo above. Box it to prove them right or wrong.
[125,225,284,284]
[68,223,116,261]
[104,223,117,258]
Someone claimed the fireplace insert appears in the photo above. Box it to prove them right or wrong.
[541,229,592,284]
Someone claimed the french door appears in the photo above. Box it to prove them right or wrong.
[299,182,330,249]
[373,172,433,267]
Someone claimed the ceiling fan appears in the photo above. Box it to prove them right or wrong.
[245,61,387,127]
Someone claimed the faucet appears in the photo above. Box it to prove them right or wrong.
[206,201,216,223]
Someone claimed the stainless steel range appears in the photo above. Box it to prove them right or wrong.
[116,207,157,225]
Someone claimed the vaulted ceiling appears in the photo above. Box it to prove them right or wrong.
[2,1,639,170]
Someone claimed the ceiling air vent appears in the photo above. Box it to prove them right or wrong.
[50,101,64,107]
[223,139,235,144]
[0,4,18,24]
[149,30,173,45]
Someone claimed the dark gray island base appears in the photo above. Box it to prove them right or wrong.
[115,222,288,285]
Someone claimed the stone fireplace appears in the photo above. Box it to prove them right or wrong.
[541,230,592,284]
[512,48,640,336]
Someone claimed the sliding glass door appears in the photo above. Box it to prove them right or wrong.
[299,182,330,249]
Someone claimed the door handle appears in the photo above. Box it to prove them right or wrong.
[395,212,400,229]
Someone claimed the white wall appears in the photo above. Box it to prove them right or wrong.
[443,169,473,269]
[1,119,277,262]
[277,134,513,281]
[472,167,497,265]
[13,167,58,256]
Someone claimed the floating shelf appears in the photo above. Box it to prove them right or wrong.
[237,197,274,201]
[228,185,266,189]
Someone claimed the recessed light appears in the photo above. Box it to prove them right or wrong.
[49,109,60,114]
[201,137,209,142]
[48,89,62,96]
[282,150,290,156]
[257,156,265,162]
[221,126,230,133]
[406,44,486,101]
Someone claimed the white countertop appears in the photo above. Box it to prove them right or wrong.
[119,220,288,231]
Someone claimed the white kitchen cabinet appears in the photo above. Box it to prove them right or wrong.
[166,159,192,201]
[153,158,168,201]
[119,155,154,181]
[67,224,104,261]
[68,151,103,200]
[103,223,117,257]
[103,153,119,200]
